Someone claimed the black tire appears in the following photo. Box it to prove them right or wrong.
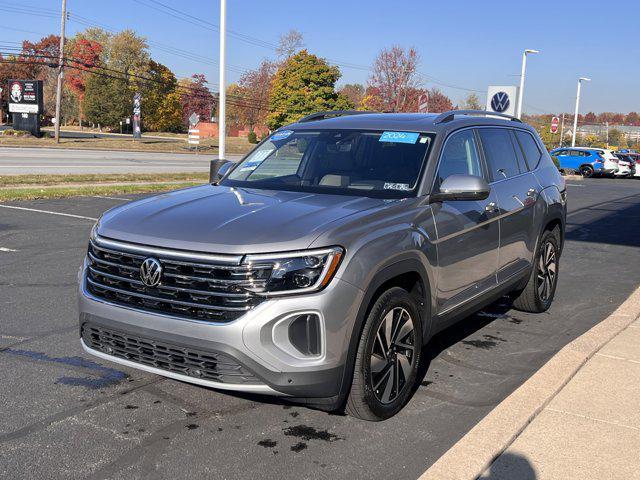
[345,287,422,421]
[580,165,594,178]
[512,228,561,313]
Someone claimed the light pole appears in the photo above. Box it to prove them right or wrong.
[571,77,591,147]
[218,0,226,161]
[516,49,539,119]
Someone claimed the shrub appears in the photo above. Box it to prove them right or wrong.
[1,129,30,137]
[247,130,258,144]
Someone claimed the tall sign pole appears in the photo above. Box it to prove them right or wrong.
[218,0,227,161]
[54,0,67,143]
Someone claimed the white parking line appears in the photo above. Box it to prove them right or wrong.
[90,195,133,201]
[0,247,18,252]
[566,183,585,187]
[0,205,97,221]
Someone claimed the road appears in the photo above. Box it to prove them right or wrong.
[0,178,639,479]
[0,147,243,175]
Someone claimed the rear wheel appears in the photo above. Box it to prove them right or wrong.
[512,228,560,313]
[580,165,594,178]
[346,287,422,421]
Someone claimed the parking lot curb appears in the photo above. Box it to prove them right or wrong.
[417,285,640,480]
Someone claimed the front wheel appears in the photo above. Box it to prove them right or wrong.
[346,287,422,421]
[512,228,561,313]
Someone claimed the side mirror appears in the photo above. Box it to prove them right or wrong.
[430,174,490,202]
[209,160,234,183]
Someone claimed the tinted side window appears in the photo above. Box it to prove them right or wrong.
[435,129,483,189]
[515,131,542,168]
[478,128,521,181]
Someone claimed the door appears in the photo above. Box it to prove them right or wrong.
[477,128,538,284]
[431,128,500,315]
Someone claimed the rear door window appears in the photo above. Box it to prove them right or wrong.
[477,128,522,181]
[514,130,542,169]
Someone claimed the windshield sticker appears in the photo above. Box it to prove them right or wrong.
[384,182,412,191]
[270,130,294,141]
[379,131,420,144]
[239,149,274,172]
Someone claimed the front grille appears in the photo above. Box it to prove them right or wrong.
[82,323,260,384]
[86,237,271,322]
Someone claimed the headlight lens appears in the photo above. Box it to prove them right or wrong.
[242,247,344,295]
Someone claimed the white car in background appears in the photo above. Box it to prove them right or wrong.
[572,147,620,176]
[615,152,639,178]
[612,153,633,177]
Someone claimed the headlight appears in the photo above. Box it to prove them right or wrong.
[242,247,344,296]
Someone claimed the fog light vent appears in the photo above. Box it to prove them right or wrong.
[288,314,321,356]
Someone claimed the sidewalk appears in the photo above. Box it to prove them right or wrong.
[480,318,640,479]
[420,286,640,480]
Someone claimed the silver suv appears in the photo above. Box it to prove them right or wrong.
[79,110,566,420]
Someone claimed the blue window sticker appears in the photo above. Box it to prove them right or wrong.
[379,131,420,144]
[270,130,294,141]
[239,148,274,172]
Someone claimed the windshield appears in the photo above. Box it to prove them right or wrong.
[221,129,434,198]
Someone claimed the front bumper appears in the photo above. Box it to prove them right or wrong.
[78,260,364,399]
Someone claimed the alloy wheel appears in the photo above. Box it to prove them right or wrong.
[370,307,416,404]
[537,241,557,302]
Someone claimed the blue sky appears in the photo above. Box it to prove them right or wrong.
[1,0,639,113]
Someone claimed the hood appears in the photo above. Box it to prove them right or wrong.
[98,185,386,254]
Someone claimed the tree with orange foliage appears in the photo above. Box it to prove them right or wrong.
[66,38,103,128]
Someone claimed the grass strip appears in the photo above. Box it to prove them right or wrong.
[0,172,209,187]
[0,182,203,202]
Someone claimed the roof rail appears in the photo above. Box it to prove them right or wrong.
[433,109,523,125]
[297,110,371,123]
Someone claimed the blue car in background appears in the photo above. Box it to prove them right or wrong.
[550,147,619,177]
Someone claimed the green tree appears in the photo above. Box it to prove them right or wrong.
[267,50,352,129]
[83,73,131,128]
[459,93,482,110]
[608,128,623,147]
[142,60,182,132]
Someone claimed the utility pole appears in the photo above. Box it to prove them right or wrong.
[559,113,565,147]
[54,0,67,143]
[516,49,539,119]
[571,77,590,147]
[605,122,609,149]
[218,0,226,161]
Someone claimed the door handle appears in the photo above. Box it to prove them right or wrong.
[512,195,525,207]
[485,202,498,213]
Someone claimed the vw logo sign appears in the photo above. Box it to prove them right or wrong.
[140,258,162,287]
[491,92,510,113]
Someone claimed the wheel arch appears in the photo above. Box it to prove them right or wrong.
[335,259,433,408]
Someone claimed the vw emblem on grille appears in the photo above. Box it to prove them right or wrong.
[140,258,163,287]
[491,92,510,113]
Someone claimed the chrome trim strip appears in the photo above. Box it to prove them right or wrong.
[438,266,529,317]
[81,339,284,395]
[86,277,252,312]
[88,267,251,299]
[81,277,244,326]
[94,235,243,264]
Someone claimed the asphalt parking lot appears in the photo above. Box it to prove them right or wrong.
[1,177,639,480]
